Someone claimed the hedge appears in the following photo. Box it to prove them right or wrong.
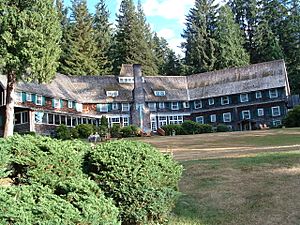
[161,124,186,136]
[283,105,300,127]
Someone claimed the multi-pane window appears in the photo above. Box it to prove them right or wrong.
[26,93,32,102]
[122,103,130,111]
[242,110,251,119]
[272,106,281,116]
[158,102,165,109]
[148,103,157,111]
[171,102,179,110]
[68,100,73,109]
[123,117,129,126]
[14,111,29,125]
[256,91,262,99]
[111,117,120,124]
[208,98,214,105]
[154,91,166,96]
[196,116,204,124]
[273,120,282,127]
[99,103,108,112]
[36,95,42,106]
[106,91,119,97]
[15,92,22,102]
[119,77,134,83]
[210,114,216,123]
[269,89,278,98]
[258,108,264,117]
[169,115,183,125]
[158,116,167,127]
[223,112,232,122]
[183,102,190,109]
[151,116,157,131]
[112,103,119,110]
[221,96,230,105]
[53,99,60,108]
[240,93,249,103]
[194,100,202,109]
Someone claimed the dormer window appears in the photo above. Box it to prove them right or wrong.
[106,91,119,97]
[119,77,134,84]
[154,91,166,97]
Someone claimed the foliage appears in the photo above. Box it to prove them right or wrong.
[216,124,230,132]
[76,124,95,138]
[181,120,213,135]
[86,140,183,225]
[162,124,186,136]
[110,124,122,138]
[100,115,109,128]
[0,135,120,224]
[0,141,10,178]
[120,125,138,138]
[70,127,80,139]
[96,125,109,137]
[55,124,71,140]
[283,105,300,127]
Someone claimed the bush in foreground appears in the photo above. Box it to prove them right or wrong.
[161,124,186,136]
[86,140,183,225]
[283,105,300,127]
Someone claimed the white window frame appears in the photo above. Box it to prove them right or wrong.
[76,103,83,112]
[221,96,230,105]
[272,106,281,116]
[154,91,166,97]
[242,110,251,120]
[53,99,60,109]
[151,116,157,131]
[169,115,183,125]
[122,103,130,112]
[171,102,179,110]
[223,112,232,123]
[256,91,262,99]
[148,102,157,111]
[15,92,22,102]
[210,114,216,123]
[196,116,204,124]
[68,100,73,109]
[119,77,134,84]
[99,103,108,112]
[36,95,43,106]
[208,98,214,105]
[26,93,32,102]
[14,111,29,125]
[158,102,165,109]
[183,102,190,109]
[112,103,119,110]
[272,120,282,127]
[194,100,202,109]
[269,89,278,98]
[158,116,167,127]
[106,91,119,97]
[123,117,129,127]
[240,93,249,103]
[257,108,264,117]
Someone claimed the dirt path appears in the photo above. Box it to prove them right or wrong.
[164,144,300,161]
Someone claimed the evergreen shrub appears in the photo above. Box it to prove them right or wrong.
[55,124,71,140]
[181,120,213,134]
[86,140,183,225]
[283,105,300,127]
[76,124,95,138]
[120,125,138,137]
[110,124,122,138]
[161,124,186,135]
[216,124,230,132]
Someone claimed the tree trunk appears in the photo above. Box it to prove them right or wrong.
[4,71,16,138]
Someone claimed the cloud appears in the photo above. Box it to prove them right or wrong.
[157,29,184,57]
[157,28,175,39]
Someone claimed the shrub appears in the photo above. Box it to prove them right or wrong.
[120,125,139,138]
[161,124,185,136]
[110,124,121,138]
[56,124,71,140]
[86,140,183,225]
[0,139,10,178]
[196,124,213,134]
[283,105,300,127]
[100,116,109,128]
[70,127,79,139]
[96,125,109,137]
[0,135,120,224]
[216,124,230,132]
[76,124,95,138]
[181,120,198,134]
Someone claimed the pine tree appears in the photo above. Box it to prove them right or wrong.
[0,0,61,137]
[93,0,113,75]
[215,5,250,69]
[181,0,218,74]
[60,0,99,76]
[163,51,182,76]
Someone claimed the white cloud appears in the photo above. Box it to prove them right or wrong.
[157,29,184,57]
[157,28,175,40]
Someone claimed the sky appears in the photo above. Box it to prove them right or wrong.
[63,0,224,56]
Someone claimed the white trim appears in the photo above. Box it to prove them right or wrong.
[68,100,73,109]
[112,103,119,110]
[271,106,281,116]
[240,93,249,103]
[257,108,264,116]
[99,103,108,112]
[154,91,166,97]
[242,110,251,119]
[106,91,119,97]
[269,89,278,98]
[196,116,204,124]
[256,91,262,99]
[171,102,179,110]
[194,100,202,109]
[210,114,216,123]
[14,111,29,125]
[223,112,232,122]
[158,102,165,109]
[26,93,32,102]
[148,102,157,111]
[183,102,190,109]
[221,96,230,105]
[208,98,214,105]
[122,103,130,112]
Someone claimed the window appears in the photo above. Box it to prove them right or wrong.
[196,116,204,124]
[154,91,166,97]
[151,116,157,131]
[36,95,42,106]
[258,108,264,117]
[122,103,130,111]
[183,102,190,109]
[208,98,214,105]
[158,116,167,127]
[273,120,282,127]
[171,102,179,110]
[240,93,249,103]
[123,117,129,126]
[67,116,72,126]
[158,102,165,109]
[53,99,60,108]
[210,114,216,123]
[119,77,134,83]
[221,96,230,105]
[256,91,262,99]
[112,103,119,110]
[106,91,119,97]
[15,92,22,102]
[14,111,29,125]
[223,112,232,122]
[111,117,120,126]
[42,113,48,124]
[48,114,54,125]
[269,89,278,98]
[68,100,73,109]
[169,115,183,125]
[148,103,156,111]
[61,115,66,125]
[26,93,32,102]
[99,104,108,112]
[194,100,202,109]
[242,110,251,119]
[272,106,281,116]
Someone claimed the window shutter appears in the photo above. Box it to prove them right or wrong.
[60,99,63,108]
[52,99,55,108]
[22,92,26,102]
[32,94,36,104]
[96,104,101,112]
[42,96,46,106]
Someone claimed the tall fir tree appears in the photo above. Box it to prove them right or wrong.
[60,0,99,76]
[93,0,113,75]
[0,0,61,137]
[181,0,218,74]
[215,5,250,69]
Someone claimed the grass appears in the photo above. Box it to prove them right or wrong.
[168,151,300,225]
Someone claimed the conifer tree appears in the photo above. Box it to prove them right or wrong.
[215,5,249,69]
[60,0,99,76]
[94,0,113,75]
[0,0,61,137]
[181,0,218,74]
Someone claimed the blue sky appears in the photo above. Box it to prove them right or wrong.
[63,0,198,56]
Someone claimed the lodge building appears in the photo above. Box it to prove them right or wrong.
[0,60,291,136]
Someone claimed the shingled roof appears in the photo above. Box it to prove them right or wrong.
[0,60,289,103]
